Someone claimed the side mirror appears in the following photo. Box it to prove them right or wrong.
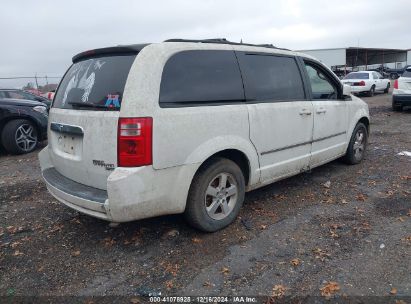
[343,84,351,97]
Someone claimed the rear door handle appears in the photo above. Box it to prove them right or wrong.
[316,107,327,114]
[299,109,312,116]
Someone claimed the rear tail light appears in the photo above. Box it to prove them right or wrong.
[118,117,152,167]
[359,81,366,86]
[394,79,398,89]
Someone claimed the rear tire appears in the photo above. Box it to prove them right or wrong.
[367,85,375,97]
[384,83,390,94]
[185,157,245,232]
[343,122,368,165]
[1,119,38,154]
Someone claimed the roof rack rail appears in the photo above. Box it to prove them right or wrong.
[164,38,290,51]
[165,38,229,44]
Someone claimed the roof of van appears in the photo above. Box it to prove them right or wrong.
[164,38,290,51]
[72,39,308,63]
[72,44,149,63]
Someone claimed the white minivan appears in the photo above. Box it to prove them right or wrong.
[39,39,370,232]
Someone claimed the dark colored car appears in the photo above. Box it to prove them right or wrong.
[379,65,411,80]
[0,98,48,154]
[0,89,51,108]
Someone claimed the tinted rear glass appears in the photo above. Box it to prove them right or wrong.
[344,73,369,80]
[237,53,305,101]
[53,54,136,110]
[160,50,244,105]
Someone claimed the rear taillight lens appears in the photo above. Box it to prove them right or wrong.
[394,79,398,89]
[118,117,152,167]
[359,81,366,86]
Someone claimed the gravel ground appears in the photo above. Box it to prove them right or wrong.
[0,91,410,302]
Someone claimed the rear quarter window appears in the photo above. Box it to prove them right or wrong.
[236,53,305,101]
[159,50,244,106]
[53,54,136,110]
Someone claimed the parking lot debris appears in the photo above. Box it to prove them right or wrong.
[240,218,253,230]
[290,258,301,266]
[272,284,287,298]
[163,229,179,239]
[221,266,230,275]
[71,250,81,257]
[380,243,385,249]
[203,281,215,288]
[323,181,331,188]
[397,151,411,156]
[320,281,340,298]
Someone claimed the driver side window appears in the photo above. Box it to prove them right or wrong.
[304,63,337,100]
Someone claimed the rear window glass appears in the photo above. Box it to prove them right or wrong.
[344,73,369,80]
[236,53,305,101]
[160,50,244,106]
[53,54,136,110]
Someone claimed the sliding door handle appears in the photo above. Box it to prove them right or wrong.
[299,109,312,116]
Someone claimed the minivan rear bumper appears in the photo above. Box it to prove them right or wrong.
[39,146,198,222]
[42,167,110,220]
[392,94,411,106]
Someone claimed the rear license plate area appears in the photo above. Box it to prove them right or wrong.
[58,134,80,155]
[50,124,83,160]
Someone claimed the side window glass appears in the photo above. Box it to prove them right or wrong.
[160,50,244,105]
[22,92,36,99]
[304,64,337,100]
[0,92,7,98]
[8,92,26,99]
[237,54,305,102]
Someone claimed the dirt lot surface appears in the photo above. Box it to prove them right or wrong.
[0,92,410,302]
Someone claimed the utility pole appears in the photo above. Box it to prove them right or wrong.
[45,75,49,86]
[34,73,39,90]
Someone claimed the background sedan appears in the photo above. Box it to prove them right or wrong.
[0,98,48,154]
[0,89,51,108]
[342,71,390,97]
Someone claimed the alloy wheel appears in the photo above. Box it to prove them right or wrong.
[353,129,365,161]
[204,172,238,220]
[15,124,37,152]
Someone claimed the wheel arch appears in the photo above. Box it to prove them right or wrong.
[0,115,42,139]
[183,135,260,189]
[358,116,370,134]
[196,149,252,186]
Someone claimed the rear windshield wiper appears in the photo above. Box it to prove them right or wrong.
[67,101,118,110]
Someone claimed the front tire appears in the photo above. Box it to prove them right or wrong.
[367,85,375,97]
[185,157,245,232]
[343,122,368,165]
[1,119,38,154]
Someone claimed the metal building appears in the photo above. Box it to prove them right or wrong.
[298,47,410,77]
